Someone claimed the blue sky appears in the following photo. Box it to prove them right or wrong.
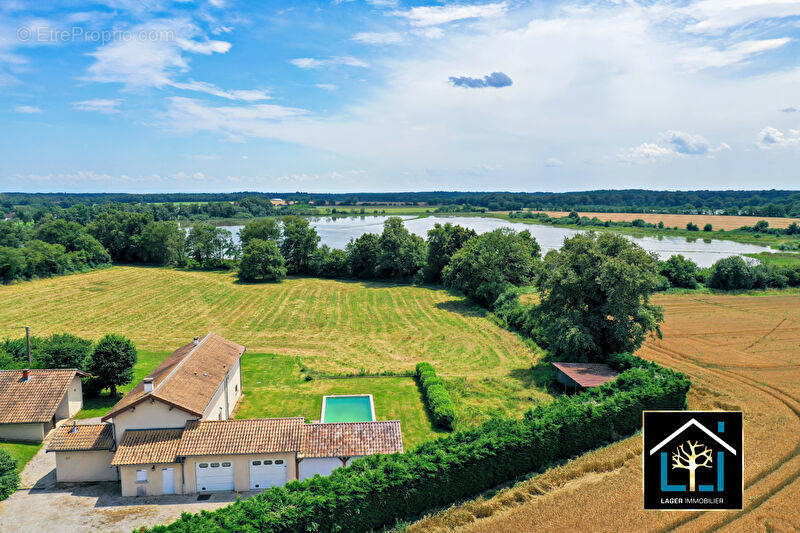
[1,0,800,193]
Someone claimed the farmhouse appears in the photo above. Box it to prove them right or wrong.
[0,368,87,442]
[551,362,618,393]
[47,333,403,495]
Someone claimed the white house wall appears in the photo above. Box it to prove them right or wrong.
[66,376,83,416]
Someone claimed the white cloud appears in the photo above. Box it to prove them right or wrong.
[352,31,404,45]
[316,83,338,90]
[72,98,121,113]
[169,80,270,101]
[678,38,791,71]
[14,105,41,113]
[290,56,368,69]
[174,38,231,55]
[544,157,564,167]
[757,126,800,149]
[619,131,731,163]
[679,0,800,34]
[392,2,507,27]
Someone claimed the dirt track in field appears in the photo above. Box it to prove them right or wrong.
[411,292,800,532]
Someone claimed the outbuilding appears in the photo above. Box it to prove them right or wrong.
[298,421,403,481]
[47,423,118,482]
[0,369,88,442]
[551,362,618,393]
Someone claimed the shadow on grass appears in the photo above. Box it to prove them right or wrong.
[508,360,558,393]
[434,299,488,318]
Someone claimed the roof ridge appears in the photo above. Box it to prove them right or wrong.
[190,416,306,424]
[148,332,211,399]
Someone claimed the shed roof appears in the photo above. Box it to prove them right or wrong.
[102,333,245,421]
[111,428,184,465]
[551,362,618,388]
[301,421,403,458]
[48,423,114,452]
[176,418,306,456]
[0,369,88,424]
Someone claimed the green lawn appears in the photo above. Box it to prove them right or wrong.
[0,441,42,473]
[235,353,441,449]
[76,349,171,419]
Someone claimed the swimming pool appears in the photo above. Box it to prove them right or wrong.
[320,394,376,423]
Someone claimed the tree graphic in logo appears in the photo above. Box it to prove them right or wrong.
[672,440,713,491]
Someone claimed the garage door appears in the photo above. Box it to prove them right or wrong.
[249,459,287,490]
[299,457,342,481]
[196,461,234,492]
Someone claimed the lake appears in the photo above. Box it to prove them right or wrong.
[217,215,776,268]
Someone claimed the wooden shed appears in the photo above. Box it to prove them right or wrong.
[551,362,618,393]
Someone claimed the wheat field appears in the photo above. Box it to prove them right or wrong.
[540,211,800,231]
[411,291,800,532]
[0,266,549,427]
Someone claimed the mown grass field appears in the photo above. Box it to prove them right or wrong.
[0,266,549,446]
[411,291,800,532]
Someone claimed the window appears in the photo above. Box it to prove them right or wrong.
[199,463,208,468]
[136,469,148,483]
[275,460,284,465]
[252,460,261,466]
[264,460,272,465]
[235,384,238,392]
[210,462,220,468]
[221,462,231,467]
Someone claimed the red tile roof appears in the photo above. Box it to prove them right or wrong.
[0,369,88,424]
[176,418,305,456]
[48,423,114,452]
[301,421,403,458]
[111,428,184,465]
[102,333,245,421]
[551,362,619,388]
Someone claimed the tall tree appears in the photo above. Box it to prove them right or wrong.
[238,239,287,282]
[280,216,320,275]
[88,334,137,397]
[443,228,539,307]
[346,233,381,279]
[376,217,426,279]
[138,221,185,265]
[425,223,477,283]
[185,223,235,268]
[535,232,663,362]
[239,218,281,247]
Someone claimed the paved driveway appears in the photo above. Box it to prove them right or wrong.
[0,420,243,532]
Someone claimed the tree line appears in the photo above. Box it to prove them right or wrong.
[4,189,800,220]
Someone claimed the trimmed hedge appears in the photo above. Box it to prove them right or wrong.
[149,354,688,533]
[0,449,19,501]
[415,362,456,430]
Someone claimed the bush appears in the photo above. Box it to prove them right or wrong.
[0,449,19,501]
[415,362,455,430]
[686,222,699,231]
[703,223,713,232]
[150,355,688,533]
[659,255,699,289]
[707,256,753,290]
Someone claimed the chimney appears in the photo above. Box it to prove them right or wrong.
[21,369,30,381]
[193,336,200,346]
[143,377,154,393]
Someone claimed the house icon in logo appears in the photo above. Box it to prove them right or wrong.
[649,418,736,493]
[643,411,742,510]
